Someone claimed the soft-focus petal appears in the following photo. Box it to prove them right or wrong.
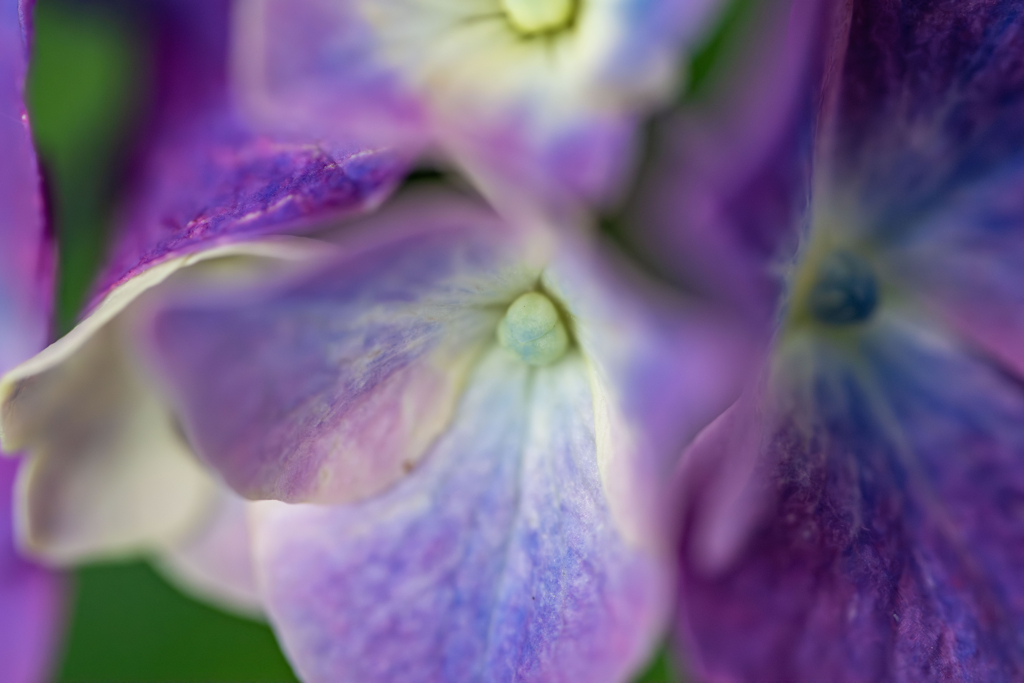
[542,237,752,549]
[148,192,539,504]
[253,348,668,683]
[0,240,319,563]
[679,316,1024,682]
[233,0,725,209]
[0,458,62,683]
[91,0,406,305]
[157,490,261,617]
[627,0,829,320]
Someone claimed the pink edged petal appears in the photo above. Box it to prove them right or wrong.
[157,490,261,617]
[90,0,407,306]
[0,459,63,683]
[148,191,539,505]
[253,348,669,683]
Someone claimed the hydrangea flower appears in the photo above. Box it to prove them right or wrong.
[0,1,62,680]
[3,3,747,681]
[231,0,725,214]
[141,185,743,683]
[628,0,1024,679]
[0,0,404,613]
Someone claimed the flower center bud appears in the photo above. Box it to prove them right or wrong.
[497,291,570,366]
[808,250,879,325]
[500,0,575,35]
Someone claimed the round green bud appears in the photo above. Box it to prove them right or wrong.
[497,291,570,366]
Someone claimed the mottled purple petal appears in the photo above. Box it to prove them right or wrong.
[677,319,1024,682]
[253,348,669,683]
[90,0,407,308]
[831,0,1024,227]
[148,193,537,505]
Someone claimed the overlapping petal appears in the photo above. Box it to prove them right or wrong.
[0,0,406,608]
[0,241,316,563]
[148,193,538,504]
[252,348,668,683]
[90,0,406,305]
[654,0,1024,679]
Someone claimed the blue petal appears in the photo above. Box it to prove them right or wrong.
[254,348,668,683]
[833,0,1024,228]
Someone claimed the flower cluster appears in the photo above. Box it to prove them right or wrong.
[3,0,1024,681]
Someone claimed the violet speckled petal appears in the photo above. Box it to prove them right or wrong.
[831,0,1024,229]
[678,319,1024,682]
[148,193,538,505]
[0,459,62,683]
[253,348,669,683]
[627,0,829,321]
[90,0,406,308]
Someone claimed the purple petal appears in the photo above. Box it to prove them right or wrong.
[148,193,536,504]
[627,0,831,321]
[0,459,63,683]
[253,348,669,683]
[880,164,1024,381]
[831,0,1024,226]
[0,3,62,680]
[0,0,52,369]
[90,0,407,308]
[677,320,1024,682]
[543,237,754,547]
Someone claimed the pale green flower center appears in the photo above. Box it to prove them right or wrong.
[497,292,569,366]
[500,0,575,35]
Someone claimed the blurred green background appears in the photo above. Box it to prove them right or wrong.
[25,0,752,679]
